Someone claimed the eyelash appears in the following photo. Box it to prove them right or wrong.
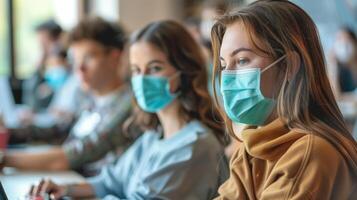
[220,63,226,71]
[237,58,249,66]
[149,65,162,73]
[220,57,250,70]
[131,65,163,75]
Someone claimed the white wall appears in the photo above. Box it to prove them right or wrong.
[53,0,79,30]
[91,0,120,23]
[119,0,182,32]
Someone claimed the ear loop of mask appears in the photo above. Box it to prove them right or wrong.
[261,54,287,73]
[167,72,182,94]
[261,55,287,100]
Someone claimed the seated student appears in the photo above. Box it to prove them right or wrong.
[43,46,70,93]
[1,17,135,175]
[22,19,63,112]
[332,27,357,94]
[211,0,357,199]
[26,73,91,129]
[29,20,229,200]
[19,46,71,127]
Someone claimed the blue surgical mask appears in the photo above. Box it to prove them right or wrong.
[131,73,179,113]
[44,66,69,91]
[220,55,286,125]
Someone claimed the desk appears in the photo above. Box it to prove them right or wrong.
[0,167,86,200]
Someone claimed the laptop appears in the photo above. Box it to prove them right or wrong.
[0,182,8,200]
[0,76,20,128]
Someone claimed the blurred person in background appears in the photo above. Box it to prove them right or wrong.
[200,0,227,54]
[22,19,64,112]
[19,46,71,127]
[183,17,211,65]
[1,17,137,176]
[328,27,357,140]
[331,27,357,94]
[43,47,70,92]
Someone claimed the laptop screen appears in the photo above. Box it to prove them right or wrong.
[0,77,19,128]
[0,182,8,200]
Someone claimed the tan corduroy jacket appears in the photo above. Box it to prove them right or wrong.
[215,119,357,200]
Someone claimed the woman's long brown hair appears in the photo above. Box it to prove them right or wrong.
[211,0,357,173]
[125,20,226,144]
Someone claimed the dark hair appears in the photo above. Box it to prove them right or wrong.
[36,19,63,39]
[211,0,357,173]
[68,17,126,50]
[127,20,226,144]
[48,45,67,60]
[341,26,357,43]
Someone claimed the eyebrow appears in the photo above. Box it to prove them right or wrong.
[146,60,165,67]
[230,47,253,57]
[220,47,253,61]
[130,59,166,70]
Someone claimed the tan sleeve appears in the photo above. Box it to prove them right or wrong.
[261,135,353,200]
[215,146,250,200]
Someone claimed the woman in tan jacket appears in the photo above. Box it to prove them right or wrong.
[211,0,357,199]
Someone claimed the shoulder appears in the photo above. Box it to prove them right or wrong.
[288,134,342,164]
[117,130,158,159]
[113,86,133,109]
[184,120,223,152]
[135,130,160,147]
[277,133,346,179]
[177,121,224,163]
[157,121,224,163]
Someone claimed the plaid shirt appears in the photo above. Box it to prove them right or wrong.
[63,85,135,171]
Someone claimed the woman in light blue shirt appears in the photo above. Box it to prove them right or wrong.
[30,20,229,200]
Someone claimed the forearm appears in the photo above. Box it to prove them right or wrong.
[8,128,31,144]
[65,183,96,199]
[9,126,68,145]
[4,147,70,171]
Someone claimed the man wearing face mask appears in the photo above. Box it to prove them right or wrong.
[1,17,137,176]
[22,20,64,112]
[43,47,70,92]
[333,27,357,93]
[26,46,70,113]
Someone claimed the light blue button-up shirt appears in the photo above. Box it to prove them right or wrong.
[88,120,229,200]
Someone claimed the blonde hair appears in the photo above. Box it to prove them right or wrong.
[211,0,357,173]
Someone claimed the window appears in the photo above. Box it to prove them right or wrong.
[0,0,8,76]
[14,0,55,78]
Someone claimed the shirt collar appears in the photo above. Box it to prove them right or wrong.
[93,86,126,109]
[241,118,305,160]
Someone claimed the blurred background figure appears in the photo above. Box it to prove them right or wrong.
[44,47,70,92]
[332,27,357,94]
[22,20,64,112]
[199,0,227,52]
[2,17,137,177]
[329,27,357,139]
[19,45,71,126]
